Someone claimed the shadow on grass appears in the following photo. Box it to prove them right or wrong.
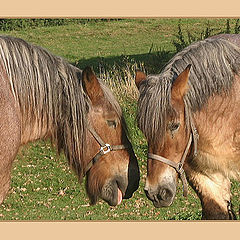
[72,49,176,74]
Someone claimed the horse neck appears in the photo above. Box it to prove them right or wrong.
[192,75,240,150]
[20,111,54,145]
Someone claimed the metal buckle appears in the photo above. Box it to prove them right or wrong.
[100,144,112,154]
[177,162,184,175]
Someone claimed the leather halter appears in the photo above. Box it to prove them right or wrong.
[84,125,129,173]
[148,120,199,197]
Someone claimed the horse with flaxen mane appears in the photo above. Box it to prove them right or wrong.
[136,34,240,219]
[0,35,139,207]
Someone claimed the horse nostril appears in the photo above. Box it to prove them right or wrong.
[160,189,167,201]
[158,188,173,202]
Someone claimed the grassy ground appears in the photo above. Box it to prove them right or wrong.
[0,18,239,220]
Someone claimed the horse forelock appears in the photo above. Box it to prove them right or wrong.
[137,38,240,145]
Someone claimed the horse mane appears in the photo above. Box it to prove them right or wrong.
[137,38,240,145]
[0,35,123,181]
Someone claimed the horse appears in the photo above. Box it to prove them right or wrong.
[135,34,240,220]
[0,35,140,207]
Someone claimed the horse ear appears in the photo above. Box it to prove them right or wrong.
[82,66,104,105]
[135,70,147,89]
[171,64,191,102]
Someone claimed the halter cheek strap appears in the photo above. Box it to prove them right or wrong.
[148,122,199,197]
[84,125,129,174]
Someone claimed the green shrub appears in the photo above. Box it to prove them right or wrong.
[173,19,240,51]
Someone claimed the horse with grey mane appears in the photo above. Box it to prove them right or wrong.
[135,34,240,219]
[0,35,140,207]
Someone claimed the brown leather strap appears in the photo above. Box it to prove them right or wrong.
[148,122,198,197]
[190,116,199,157]
[148,134,192,197]
[88,125,107,147]
[84,125,129,174]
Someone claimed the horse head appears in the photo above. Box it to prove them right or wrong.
[82,67,140,206]
[135,66,192,207]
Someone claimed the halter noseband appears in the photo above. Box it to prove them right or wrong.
[84,125,129,174]
[148,120,199,197]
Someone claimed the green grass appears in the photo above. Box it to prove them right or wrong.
[0,18,239,220]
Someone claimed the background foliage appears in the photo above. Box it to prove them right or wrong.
[0,19,119,31]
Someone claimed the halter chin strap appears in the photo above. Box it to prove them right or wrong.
[84,125,129,174]
[148,121,199,197]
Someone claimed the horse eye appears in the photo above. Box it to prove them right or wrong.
[168,122,180,132]
[107,120,117,129]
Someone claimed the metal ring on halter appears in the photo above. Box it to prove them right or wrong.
[177,162,184,175]
[84,125,129,174]
[100,143,112,155]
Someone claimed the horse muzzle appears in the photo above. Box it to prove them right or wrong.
[101,175,128,206]
[86,147,140,206]
[144,183,176,207]
[101,159,140,206]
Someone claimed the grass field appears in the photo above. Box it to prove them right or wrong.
[0,18,239,220]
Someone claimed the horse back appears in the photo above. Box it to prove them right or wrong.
[208,34,240,48]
